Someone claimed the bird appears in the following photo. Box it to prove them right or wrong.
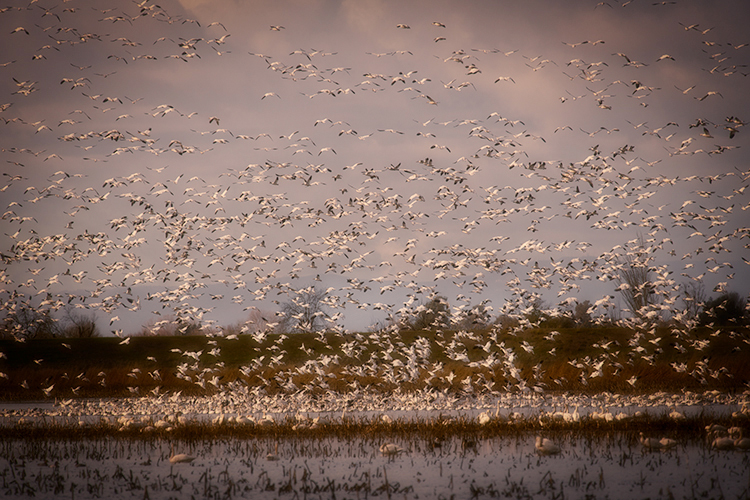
[639,432,662,450]
[0,0,746,419]
[379,443,404,456]
[712,435,734,450]
[696,91,722,101]
[733,429,750,450]
[659,437,677,449]
[169,446,196,464]
[535,436,561,455]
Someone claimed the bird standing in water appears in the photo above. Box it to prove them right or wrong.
[535,436,561,455]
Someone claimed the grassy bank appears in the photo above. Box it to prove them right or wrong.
[0,325,748,400]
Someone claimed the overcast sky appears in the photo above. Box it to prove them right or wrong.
[1,0,749,335]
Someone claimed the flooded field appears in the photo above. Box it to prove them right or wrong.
[0,393,748,499]
[0,432,748,500]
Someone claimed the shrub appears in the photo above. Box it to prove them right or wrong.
[699,292,747,326]
[59,307,100,338]
[1,307,59,340]
[408,296,450,330]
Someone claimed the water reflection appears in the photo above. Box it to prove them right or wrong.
[0,433,747,499]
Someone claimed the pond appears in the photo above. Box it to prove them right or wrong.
[0,433,747,499]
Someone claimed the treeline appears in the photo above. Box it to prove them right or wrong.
[0,287,747,341]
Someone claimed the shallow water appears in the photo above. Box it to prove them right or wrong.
[0,434,747,500]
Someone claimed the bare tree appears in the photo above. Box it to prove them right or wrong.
[59,306,100,338]
[681,281,707,321]
[279,286,330,333]
[614,235,657,318]
[2,307,59,340]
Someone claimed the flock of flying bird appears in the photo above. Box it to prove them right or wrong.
[0,0,749,405]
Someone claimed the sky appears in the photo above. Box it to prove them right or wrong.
[1,0,749,336]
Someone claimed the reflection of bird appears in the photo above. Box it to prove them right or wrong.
[535,436,560,455]
[266,442,280,461]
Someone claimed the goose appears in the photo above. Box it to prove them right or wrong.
[169,445,196,464]
[535,436,561,455]
[659,437,677,450]
[668,408,685,421]
[639,432,662,450]
[735,434,750,451]
[712,436,734,450]
[379,443,404,456]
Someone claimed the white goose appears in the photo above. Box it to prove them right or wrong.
[379,443,405,456]
[639,432,662,450]
[169,444,196,464]
[535,436,561,455]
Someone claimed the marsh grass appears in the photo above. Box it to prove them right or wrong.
[0,325,747,400]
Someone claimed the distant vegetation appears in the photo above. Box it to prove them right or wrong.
[3,305,101,340]
[3,270,746,341]
[1,278,747,401]
[0,320,746,401]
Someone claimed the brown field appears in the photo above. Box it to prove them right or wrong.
[0,324,747,401]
